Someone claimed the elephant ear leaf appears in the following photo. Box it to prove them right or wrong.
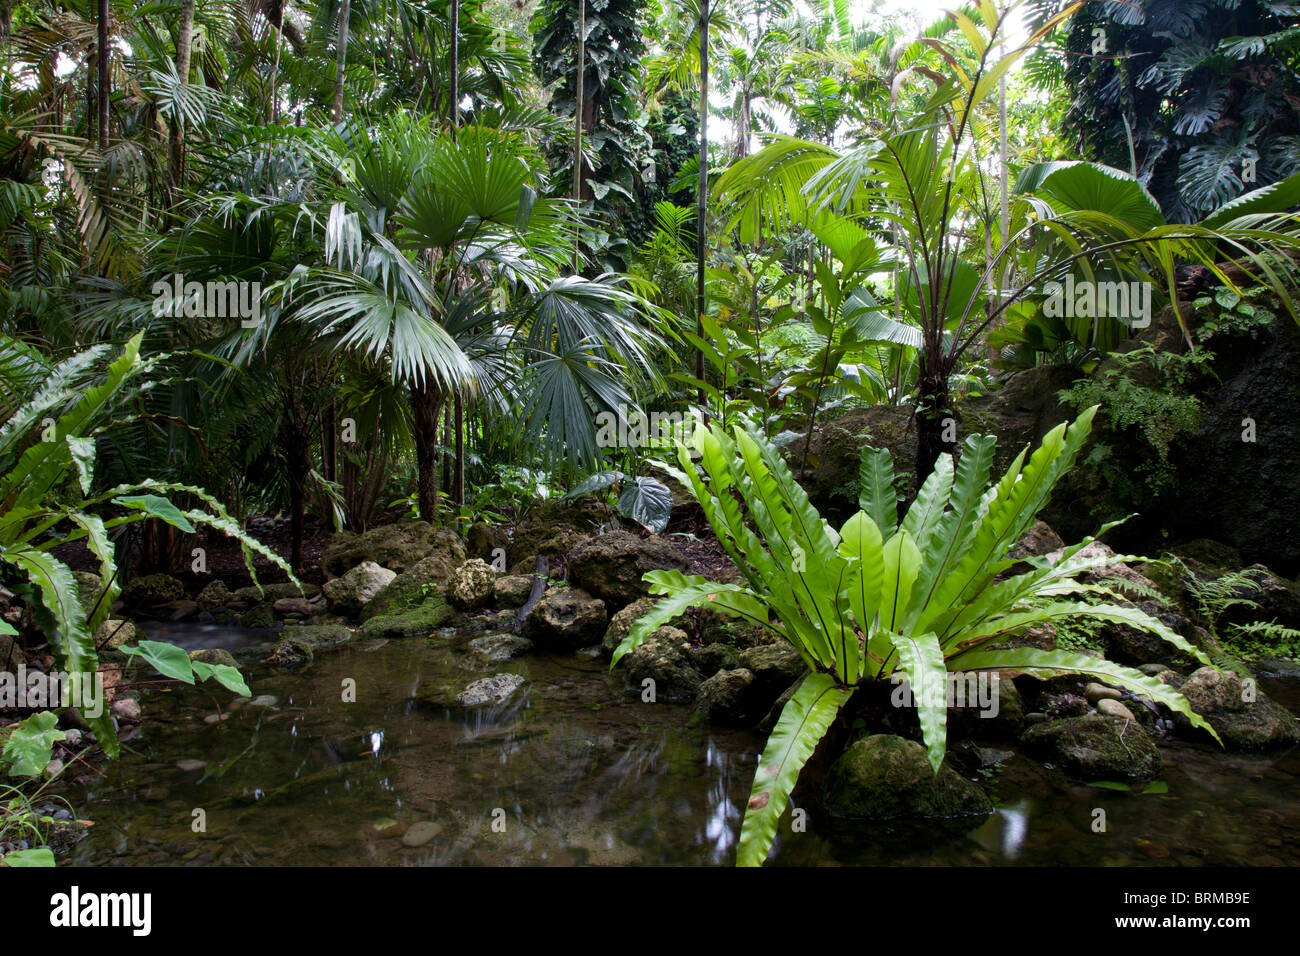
[737,673,854,867]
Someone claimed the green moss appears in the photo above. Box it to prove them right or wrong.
[359,596,454,639]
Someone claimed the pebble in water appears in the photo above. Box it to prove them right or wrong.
[401,821,442,847]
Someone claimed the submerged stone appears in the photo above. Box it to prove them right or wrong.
[822,734,993,821]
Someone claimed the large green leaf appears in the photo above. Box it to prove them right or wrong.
[889,632,947,772]
[0,711,66,777]
[616,477,672,533]
[736,673,854,867]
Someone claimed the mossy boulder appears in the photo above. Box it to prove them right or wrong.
[321,522,466,579]
[619,626,701,702]
[696,668,765,725]
[522,587,607,651]
[822,734,994,820]
[238,602,276,629]
[602,597,658,655]
[278,624,354,652]
[323,560,396,616]
[196,580,233,611]
[492,575,534,609]
[120,574,185,607]
[508,498,613,572]
[566,530,690,609]
[363,555,459,621]
[1021,714,1161,780]
[448,558,497,611]
[1175,666,1300,749]
[467,634,533,662]
[466,523,508,564]
[189,648,238,668]
[358,596,454,639]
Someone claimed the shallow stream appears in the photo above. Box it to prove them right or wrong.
[64,625,1300,866]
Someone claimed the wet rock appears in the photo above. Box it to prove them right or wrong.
[602,597,660,655]
[273,597,313,617]
[266,638,314,670]
[493,575,534,609]
[455,674,525,707]
[93,619,136,650]
[1084,682,1123,704]
[189,648,238,668]
[448,558,497,611]
[949,671,1025,737]
[111,698,142,721]
[566,531,690,609]
[120,574,185,608]
[739,643,806,690]
[619,627,701,702]
[401,820,443,847]
[176,759,207,773]
[696,668,765,725]
[196,580,233,611]
[278,624,353,651]
[0,633,16,675]
[1099,599,1195,666]
[246,695,278,709]
[522,587,607,651]
[1097,698,1137,721]
[467,634,533,662]
[359,595,454,639]
[1021,714,1161,781]
[821,734,993,820]
[321,522,466,579]
[1176,666,1300,749]
[323,561,396,616]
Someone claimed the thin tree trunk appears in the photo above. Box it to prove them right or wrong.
[411,380,444,521]
[453,392,465,508]
[916,363,952,482]
[694,0,709,411]
[166,0,194,210]
[96,0,110,149]
[449,0,459,135]
[332,0,350,122]
[572,0,585,271]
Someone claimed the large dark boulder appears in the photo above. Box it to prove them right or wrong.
[1021,714,1161,780]
[788,406,918,524]
[522,587,607,650]
[1175,666,1300,749]
[566,531,689,610]
[822,734,993,821]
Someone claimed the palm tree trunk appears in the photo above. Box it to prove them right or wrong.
[916,361,952,482]
[96,0,110,149]
[449,0,459,135]
[167,0,195,211]
[453,393,465,508]
[411,381,444,521]
[694,0,709,410]
[332,0,350,122]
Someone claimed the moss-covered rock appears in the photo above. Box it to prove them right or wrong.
[189,648,238,668]
[508,498,612,573]
[323,560,396,616]
[619,626,701,702]
[566,530,690,609]
[696,668,764,725]
[278,624,355,651]
[238,602,276,629]
[1175,665,1300,749]
[321,522,466,579]
[822,734,993,820]
[358,596,454,639]
[492,575,534,609]
[1021,714,1161,780]
[196,580,233,611]
[363,555,458,621]
[120,573,185,607]
[73,571,104,617]
[93,619,136,650]
[267,638,314,670]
